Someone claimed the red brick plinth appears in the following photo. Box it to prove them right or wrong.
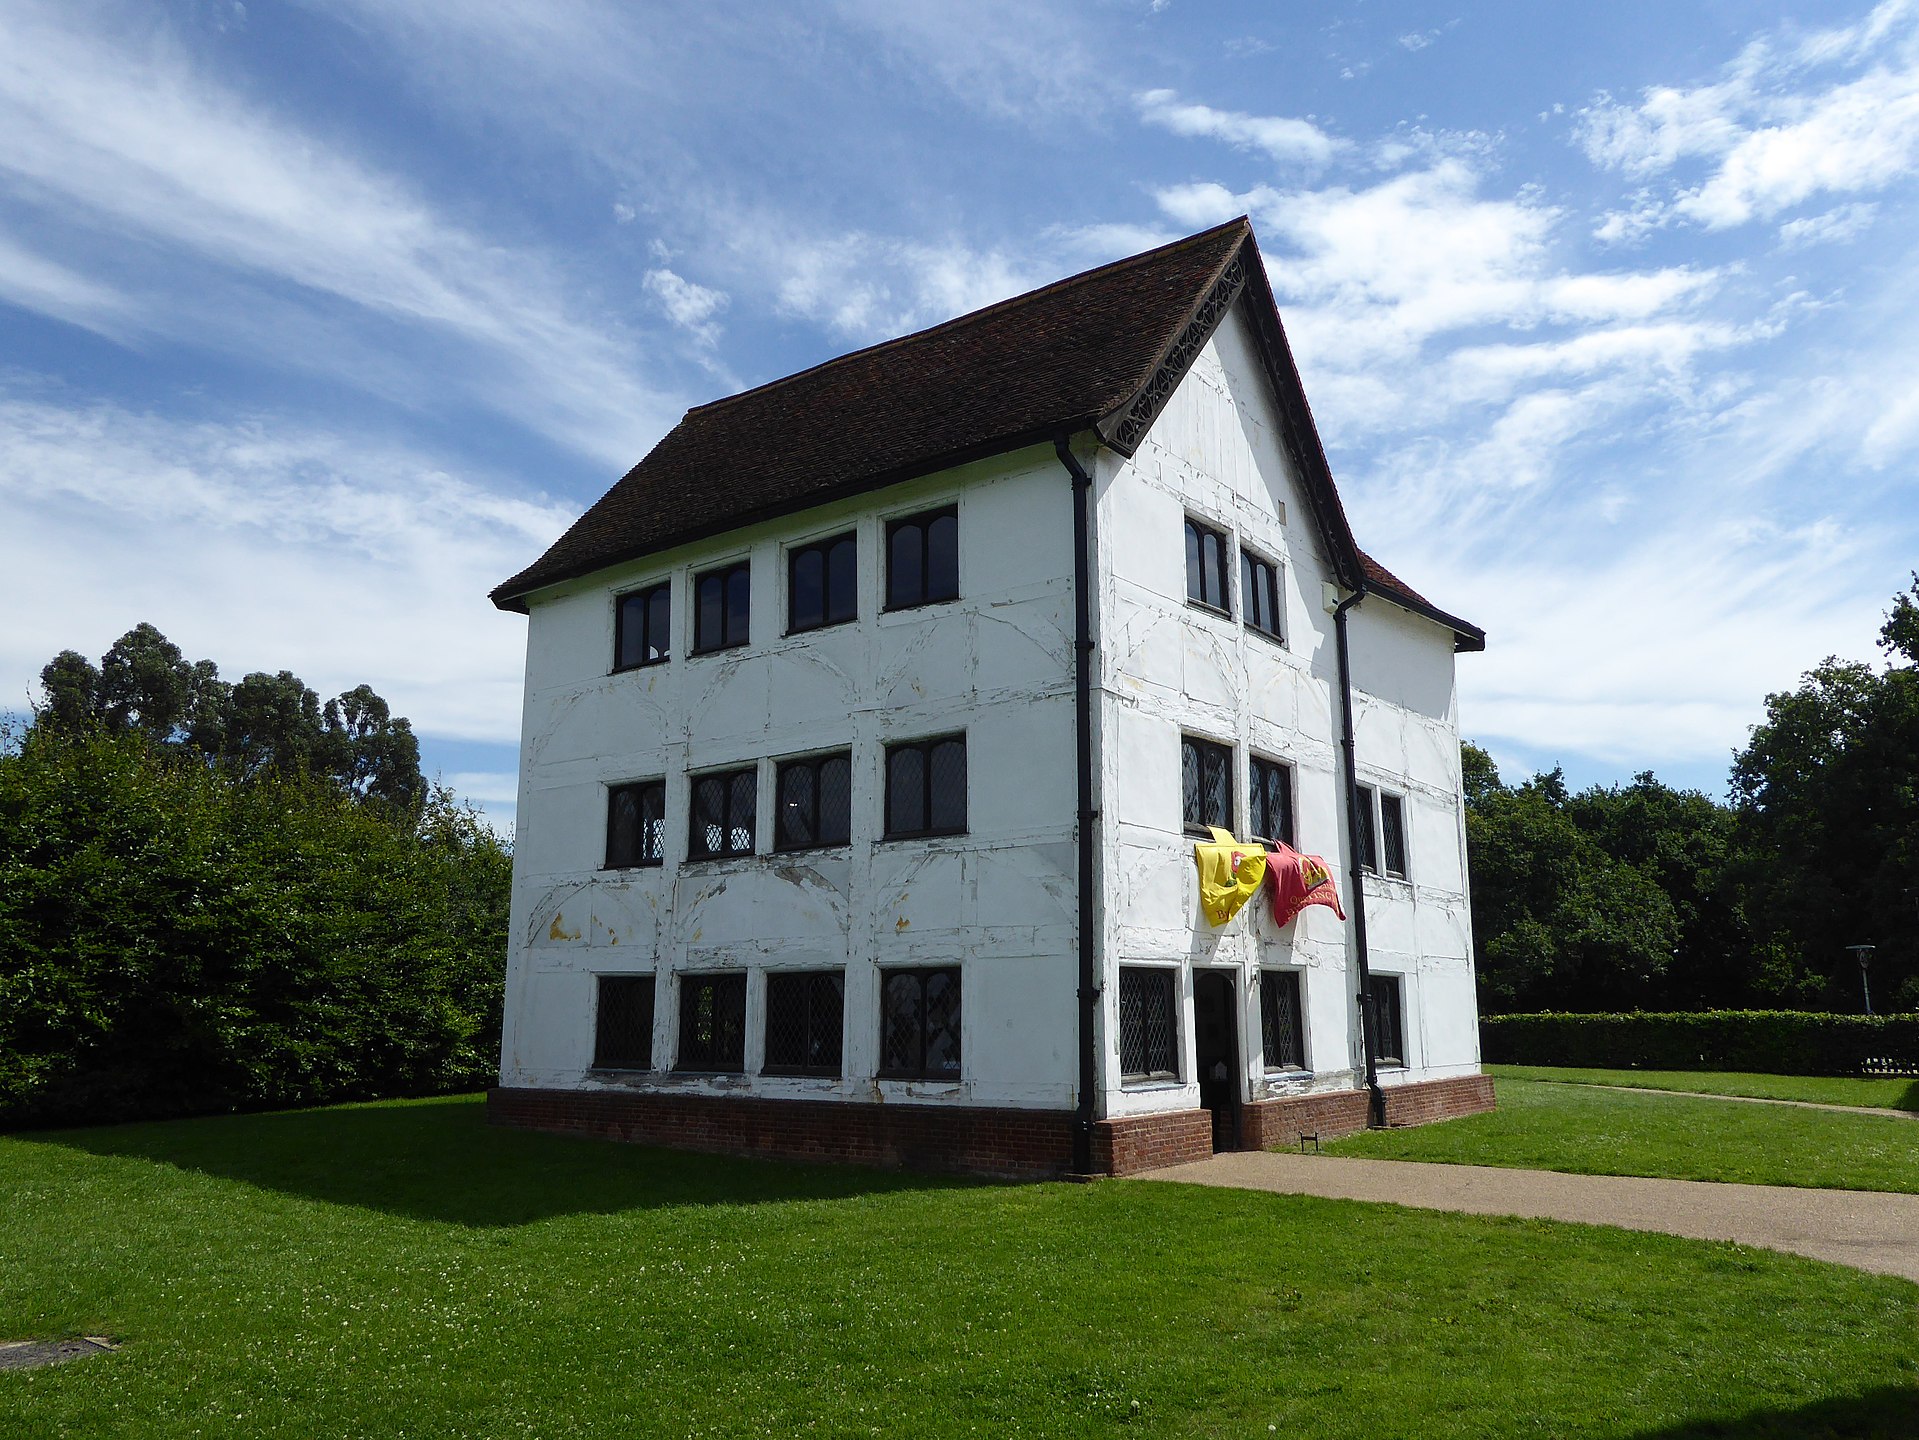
[1241,1072,1496,1150]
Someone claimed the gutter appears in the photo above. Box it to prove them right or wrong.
[1054,435,1101,1176]
[1333,588,1388,1129]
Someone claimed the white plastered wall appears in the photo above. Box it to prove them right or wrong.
[500,447,1082,1110]
[1092,299,1482,1122]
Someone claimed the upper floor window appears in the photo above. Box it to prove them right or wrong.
[693,560,750,653]
[615,582,671,671]
[886,506,958,610]
[885,735,966,839]
[1185,517,1230,614]
[776,751,852,851]
[1355,785,1409,879]
[1181,734,1233,834]
[606,779,666,868]
[1241,550,1283,643]
[788,532,857,634]
[1249,756,1294,848]
[688,766,756,859]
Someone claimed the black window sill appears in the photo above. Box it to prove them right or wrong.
[689,640,750,657]
[1186,598,1233,621]
[1263,1067,1313,1079]
[673,1067,747,1077]
[877,1072,962,1084]
[682,852,756,865]
[1121,1074,1182,1089]
[1373,1061,1408,1072]
[882,596,962,615]
[1245,623,1286,649]
[1183,822,1233,839]
[761,1069,844,1080]
[880,828,968,843]
[588,1064,654,1075]
[610,657,671,675]
[785,617,857,638]
[773,841,853,856]
[601,860,664,872]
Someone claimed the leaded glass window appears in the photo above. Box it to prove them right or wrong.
[763,970,844,1077]
[1249,756,1294,847]
[676,972,747,1072]
[789,532,857,633]
[1119,968,1178,1082]
[885,735,966,839]
[885,507,959,610]
[775,752,852,851]
[614,582,671,670]
[693,560,750,653]
[688,766,756,859]
[879,967,961,1080]
[1185,517,1230,613]
[1182,735,1233,834]
[593,975,655,1069]
[1260,970,1306,1072]
[606,779,666,868]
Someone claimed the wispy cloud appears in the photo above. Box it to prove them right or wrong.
[1137,89,1344,168]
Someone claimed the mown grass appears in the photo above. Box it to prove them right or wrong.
[2,1096,1915,1437]
[1333,1077,1919,1192]
[1489,1063,1919,1112]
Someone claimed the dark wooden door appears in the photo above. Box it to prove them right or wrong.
[1193,971,1240,1152]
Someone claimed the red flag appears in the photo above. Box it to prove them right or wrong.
[1266,843,1346,926]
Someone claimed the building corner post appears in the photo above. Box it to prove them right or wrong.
[1333,589,1387,1129]
[1056,435,1101,1175]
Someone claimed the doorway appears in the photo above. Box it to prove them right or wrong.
[1192,970,1240,1152]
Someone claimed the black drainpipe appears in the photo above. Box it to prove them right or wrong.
[1055,435,1100,1175]
[1333,588,1387,1129]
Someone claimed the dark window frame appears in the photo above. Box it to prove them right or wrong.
[691,559,751,654]
[1259,969,1307,1073]
[613,581,672,672]
[687,765,757,860]
[877,966,962,1081]
[1184,515,1231,616]
[883,734,967,840]
[884,505,960,612]
[1369,974,1406,1069]
[1240,548,1284,644]
[1181,734,1234,835]
[1249,755,1295,848]
[1118,966,1179,1083]
[605,778,667,869]
[1379,791,1410,880]
[762,969,846,1078]
[774,750,853,852]
[1354,782,1380,875]
[675,971,748,1073]
[591,974,656,1070]
[787,531,858,635]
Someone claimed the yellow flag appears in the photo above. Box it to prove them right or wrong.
[1194,826,1268,927]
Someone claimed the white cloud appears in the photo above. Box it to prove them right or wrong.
[0,230,137,339]
[0,1,683,468]
[0,391,564,745]
[1398,31,1437,52]
[1778,201,1879,248]
[643,268,728,347]
[1138,89,1344,168]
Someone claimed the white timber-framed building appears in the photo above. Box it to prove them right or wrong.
[489,218,1493,1177]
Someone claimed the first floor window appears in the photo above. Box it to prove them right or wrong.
[788,532,857,633]
[1185,516,1230,613]
[1118,968,1178,1082]
[1354,783,1379,874]
[776,751,852,850]
[1380,792,1409,879]
[689,766,756,859]
[1260,970,1306,1072]
[693,560,751,652]
[879,967,961,1080]
[606,779,666,868]
[1249,756,1294,847]
[615,582,671,670]
[1241,550,1282,642]
[1182,734,1233,834]
[885,506,959,610]
[676,972,747,1072]
[885,735,966,838]
[763,970,845,1077]
[1369,975,1405,1068]
[592,974,656,1069]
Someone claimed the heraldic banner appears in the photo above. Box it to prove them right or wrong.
[1194,826,1268,926]
[1266,842,1346,926]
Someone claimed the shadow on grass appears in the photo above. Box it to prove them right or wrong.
[36,1094,980,1226]
[1628,1386,1919,1438]
[1897,1079,1919,1113]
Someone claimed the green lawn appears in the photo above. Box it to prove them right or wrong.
[2,1097,1916,1437]
[1490,1063,1919,1112]
[1332,1076,1919,1192]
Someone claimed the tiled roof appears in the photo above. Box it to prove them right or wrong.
[490,218,1483,651]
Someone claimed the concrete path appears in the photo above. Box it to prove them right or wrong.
[1140,1152,1919,1284]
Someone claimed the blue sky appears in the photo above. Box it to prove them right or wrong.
[5,0,1918,827]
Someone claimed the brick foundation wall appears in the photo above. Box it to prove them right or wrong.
[1242,1072,1496,1149]
[1089,1109,1215,1177]
[488,1087,1077,1180]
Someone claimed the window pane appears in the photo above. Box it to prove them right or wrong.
[1185,521,1203,604]
[881,972,923,1073]
[1381,794,1407,877]
[1261,971,1304,1071]
[791,547,824,632]
[926,512,958,601]
[818,754,851,845]
[1240,552,1258,631]
[1371,977,1403,1066]
[617,592,646,669]
[888,745,925,835]
[1182,738,1201,827]
[696,574,723,651]
[1264,565,1281,638]
[827,536,857,623]
[888,520,922,608]
[1202,745,1230,829]
[928,738,966,833]
[808,972,845,1073]
[1119,969,1176,1080]
[728,770,756,853]
[1356,785,1378,873]
[677,974,746,1072]
[692,775,724,857]
[594,975,655,1069]
[639,783,665,861]
[646,588,671,663]
[923,969,961,1076]
[777,762,816,849]
[725,564,750,646]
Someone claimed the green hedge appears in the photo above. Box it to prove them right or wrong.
[1481,1011,1919,1077]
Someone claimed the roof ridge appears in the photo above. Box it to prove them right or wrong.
[682,216,1253,420]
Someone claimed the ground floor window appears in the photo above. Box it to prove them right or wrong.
[592,974,655,1069]
[1259,969,1306,1072]
[1118,967,1178,1082]
[879,967,961,1080]
[676,972,747,1072]
[763,970,845,1077]
[1369,975,1405,1068]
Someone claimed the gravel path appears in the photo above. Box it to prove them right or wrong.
[1140,1152,1919,1284]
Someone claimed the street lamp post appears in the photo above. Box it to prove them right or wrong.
[1845,944,1876,1016]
